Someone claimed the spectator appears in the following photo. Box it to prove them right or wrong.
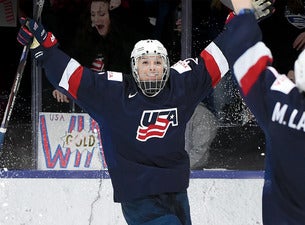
[259,0,305,74]
[39,0,90,111]
[142,0,180,54]
[51,0,147,107]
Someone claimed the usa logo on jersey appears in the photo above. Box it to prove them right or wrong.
[136,108,178,141]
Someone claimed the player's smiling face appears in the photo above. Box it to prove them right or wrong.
[137,55,164,81]
[90,1,110,37]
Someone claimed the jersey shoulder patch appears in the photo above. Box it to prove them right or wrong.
[171,58,197,74]
[270,68,295,94]
[107,71,123,82]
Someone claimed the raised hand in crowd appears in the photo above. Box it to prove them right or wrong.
[52,89,69,103]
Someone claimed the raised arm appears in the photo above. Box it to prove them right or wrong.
[231,0,253,13]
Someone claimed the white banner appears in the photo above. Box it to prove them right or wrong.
[38,112,108,170]
[0,0,17,27]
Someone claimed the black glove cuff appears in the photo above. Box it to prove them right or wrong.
[30,43,59,65]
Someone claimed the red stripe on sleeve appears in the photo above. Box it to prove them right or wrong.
[68,66,84,99]
[200,50,221,87]
[225,11,235,24]
[42,32,58,48]
[240,56,272,95]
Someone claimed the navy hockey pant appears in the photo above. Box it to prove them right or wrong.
[121,191,192,225]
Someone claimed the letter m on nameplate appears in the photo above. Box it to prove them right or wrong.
[136,108,178,141]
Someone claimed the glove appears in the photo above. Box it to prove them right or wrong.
[17,17,58,59]
[252,0,275,21]
[223,0,274,24]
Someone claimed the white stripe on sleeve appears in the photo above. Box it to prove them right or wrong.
[59,58,81,90]
[234,42,272,85]
[205,42,229,78]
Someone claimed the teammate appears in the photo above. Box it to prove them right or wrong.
[17,0,259,224]
[227,7,305,225]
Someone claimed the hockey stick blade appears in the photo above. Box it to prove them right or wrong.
[34,0,45,20]
[0,0,45,154]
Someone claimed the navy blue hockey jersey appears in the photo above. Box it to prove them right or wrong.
[37,14,258,203]
[229,13,305,225]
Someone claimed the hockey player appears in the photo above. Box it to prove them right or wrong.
[227,7,305,225]
[16,0,259,224]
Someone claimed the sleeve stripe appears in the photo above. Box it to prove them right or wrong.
[240,56,272,95]
[234,42,273,95]
[59,58,83,99]
[200,42,229,87]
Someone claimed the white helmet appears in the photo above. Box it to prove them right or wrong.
[131,39,170,97]
[294,49,305,92]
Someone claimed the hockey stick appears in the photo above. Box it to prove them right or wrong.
[0,0,45,153]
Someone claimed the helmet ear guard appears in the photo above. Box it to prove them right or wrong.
[294,49,305,92]
[130,39,170,97]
